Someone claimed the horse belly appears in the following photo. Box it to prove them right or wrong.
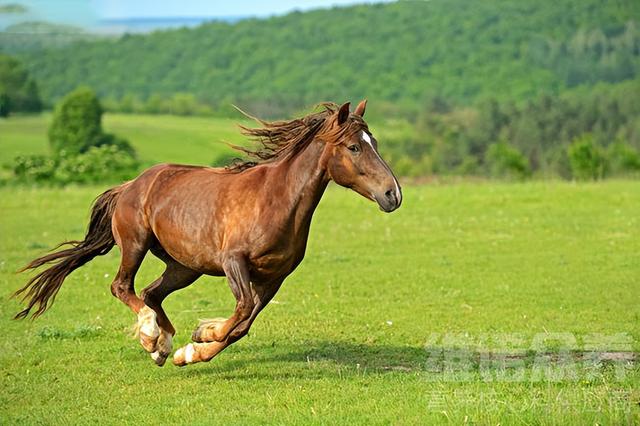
[150,211,225,275]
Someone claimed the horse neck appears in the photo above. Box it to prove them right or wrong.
[274,138,329,229]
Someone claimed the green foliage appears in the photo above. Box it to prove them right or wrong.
[607,141,640,175]
[0,54,42,115]
[0,92,9,117]
[486,142,530,179]
[15,1,640,113]
[11,145,139,185]
[8,87,139,185]
[11,154,56,182]
[567,134,607,180]
[53,145,139,184]
[412,81,640,178]
[48,87,104,156]
[48,86,136,159]
[0,21,95,54]
[101,92,218,117]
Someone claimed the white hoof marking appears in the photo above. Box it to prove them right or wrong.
[184,344,195,364]
[138,306,159,338]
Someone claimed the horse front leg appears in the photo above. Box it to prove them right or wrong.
[173,256,280,366]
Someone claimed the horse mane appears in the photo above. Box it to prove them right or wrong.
[225,102,368,172]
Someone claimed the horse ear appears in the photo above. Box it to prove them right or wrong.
[337,102,350,125]
[354,99,367,117]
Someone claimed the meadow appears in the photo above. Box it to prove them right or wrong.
[0,112,415,170]
[1,114,639,424]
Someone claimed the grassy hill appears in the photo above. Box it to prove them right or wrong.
[10,0,639,113]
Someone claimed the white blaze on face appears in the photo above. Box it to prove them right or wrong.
[361,131,401,203]
[361,130,373,146]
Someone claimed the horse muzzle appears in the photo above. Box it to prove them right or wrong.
[374,186,402,213]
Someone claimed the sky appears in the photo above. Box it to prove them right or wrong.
[95,0,391,19]
[0,0,392,27]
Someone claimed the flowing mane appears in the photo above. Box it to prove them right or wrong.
[226,102,368,172]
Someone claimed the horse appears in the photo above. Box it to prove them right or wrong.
[13,100,402,367]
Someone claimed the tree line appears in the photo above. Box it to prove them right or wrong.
[1,0,639,181]
[5,0,638,115]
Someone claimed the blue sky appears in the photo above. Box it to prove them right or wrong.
[1,1,392,26]
[96,0,391,19]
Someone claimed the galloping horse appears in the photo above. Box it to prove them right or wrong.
[14,100,402,367]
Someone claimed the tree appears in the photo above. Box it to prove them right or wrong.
[567,134,607,180]
[48,87,106,156]
[48,86,136,158]
[0,54,42,115]
[486,142,530,179]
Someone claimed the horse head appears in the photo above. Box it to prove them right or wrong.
[323,100,402,213]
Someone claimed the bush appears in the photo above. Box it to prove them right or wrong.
[48,87,104,156]
[54,145,139,184]
[12,146,138,185]
[12,155,57,182]
[9,86,138,185]
[567,134,607,180]
[486,142,530,179]
[607,141,640,176]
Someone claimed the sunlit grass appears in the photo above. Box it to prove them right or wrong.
[0,181,638,424]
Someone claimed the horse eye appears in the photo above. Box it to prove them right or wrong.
[348,144,360,153]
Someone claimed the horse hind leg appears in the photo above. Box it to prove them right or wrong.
[110,203,163,357]
[110,238,162,357]
[138,248,201,366]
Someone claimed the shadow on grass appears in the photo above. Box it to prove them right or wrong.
[175,339,638,380]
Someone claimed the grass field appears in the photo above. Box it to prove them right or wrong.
[0,181,638,424]
[0,113,246,166]
[0,113,413,168]
[1,113,639,424]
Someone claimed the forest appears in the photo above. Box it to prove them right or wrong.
[1,0,639,179]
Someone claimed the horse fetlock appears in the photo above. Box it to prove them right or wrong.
[137,305,160,352]
[173,343,201,366]
[192,317,227,343]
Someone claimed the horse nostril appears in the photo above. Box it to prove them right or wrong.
[385,189,396,202]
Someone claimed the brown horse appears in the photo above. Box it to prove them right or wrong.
[13,100,402,367]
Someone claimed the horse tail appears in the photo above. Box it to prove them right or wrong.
[13,184,127,319]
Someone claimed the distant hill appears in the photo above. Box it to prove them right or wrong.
[8,0,640,111]
[0,21,96,53]
[0,3,28,14]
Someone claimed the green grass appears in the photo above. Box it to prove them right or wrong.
[0,181,638,424]
[0,113,247,166]
[0,113,412,168]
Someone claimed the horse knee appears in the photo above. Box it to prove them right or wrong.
[110,280,123,298]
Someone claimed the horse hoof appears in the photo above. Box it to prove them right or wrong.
[150,331,172,366]
[151,351,168,366]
